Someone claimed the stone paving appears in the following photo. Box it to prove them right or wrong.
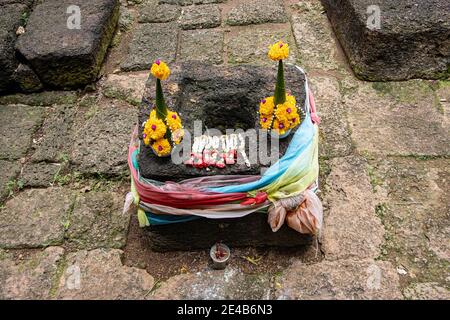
[0,0,448,300]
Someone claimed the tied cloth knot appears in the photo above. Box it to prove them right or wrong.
[240,192,268,205]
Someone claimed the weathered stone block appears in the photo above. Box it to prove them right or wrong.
[138,2,180,23]
[12,63,43,93]
[179,4,221,30]
[226,0,287,26]
[21,163,62,187]
[179,29,223,64]
[0,160,20,203]
[15,0,120,88]
[320,0,450,80]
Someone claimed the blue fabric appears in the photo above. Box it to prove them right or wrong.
[207,113,314,193]
[146,212,200,225]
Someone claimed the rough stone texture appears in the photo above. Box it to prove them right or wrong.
[0,104,44,160]
[0,160,20,203]
[138,62,306,180]
[66,191,131,250]
[276,259,402,299]
[15,0,120,88]
[370,157,450,292]
[179,29,223,64]
[321,156,384,260]
[344,80,450,156]
[179,4,221,30]
[0,3,28,92]
[138,2,180,23]
[102,72,148,106]
[31,105,76,163]
[71,102,138,176]
[121,22,177,71]
[291,1,342,72]
[56,249,154,300]
[0,246,65,299]
[0,188,73,248]
[227,26,296,65]
[160,0,224,5]
[308,75,352,158]
[21,163,63,187]
[12,63,44,93]
[145,212,311,251]
[226,0,287,26]
[321,0,450,80]
[0,91,78,106]
[403,282,450,300]
[119,6,135,31]
[153,267,272,299]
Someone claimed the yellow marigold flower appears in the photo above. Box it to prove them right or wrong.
[151,59,170,80]
[259,96,275,115]
[166,111,182,130]
[285,94,296,106]
[143,135,151,146]
[275,101,298,122]
[260,114,273,129]
[152,138,172,157]
[268,41,289,61]
[172,128,184,144]
[290,113,300,127]
[144,117,167,140]
[150,109,157,119]
[273,118,290,135]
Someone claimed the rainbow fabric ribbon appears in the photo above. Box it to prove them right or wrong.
[125,66,322,234]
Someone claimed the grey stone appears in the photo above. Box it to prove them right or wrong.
[276,259,402,299]
[56,249,154,299]
[227,26,296,65]
[15,0,120,88]
[0,3,29,92]
[0,0,33,6]
[321,156,385,260]
[179,29,223,64]
[370,157,450,289]
[153,267,272,299]
[66,191,131,250]
[160,0,224,5]
[344,80,450,156]
[226,0,287,26]
[320,0,450,80]
[0,188,74,248]
[138,62,306,180]
[0,91,78,106]
[138,2,180,23]
[121,23,177,71]
[0,160,20,203]
[291,1,343,72]
[119,6,135,31]
[308,75,353,158]
[12,63,43,93]
[21,163,63,187]
[179,4,221,30]
[0,246,65,299]
[403,282,450,300]
[71,102,138,176]
[0,104,44,160]
[102,71,148,106]
[31,105,76,163]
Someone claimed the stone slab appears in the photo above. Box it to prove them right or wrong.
[179,4,221,30]
[21,163,62,188]
[320,0,450,80]
[56,249,154,299]
[0,160,20,203]
[121,22,178,71]
[225,0,287,26]
[179,29,224,64]
[15,0,120,88]
[0,188,74,248]
[276,258,402,299]
[0,104,44,160]
[138,2,180,23]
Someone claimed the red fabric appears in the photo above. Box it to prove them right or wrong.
[240,192,268,206]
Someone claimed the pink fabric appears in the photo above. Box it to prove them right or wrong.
[309,88,321,125]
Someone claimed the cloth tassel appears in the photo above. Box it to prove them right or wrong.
[123,192,134,215]
[137,208,150,227]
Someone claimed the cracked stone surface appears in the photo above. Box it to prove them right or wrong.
[66,191,131,250]
[138,2,180,23]
[0,246,65,299]
[320,156,385,260]
[21,163,63,188]
[0,160,20,203]
[71,102,138,176]
[403,282,450,300]
[276,259,402,299]
[0,105,44,160]
[152,267,272,299]
[0,188,73,248]
[226,0,287,26]
[179,29,224,64]
[56,249,154,300]
[102,72,148,106]
[121,23,178,71]
[179,4,221,30]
